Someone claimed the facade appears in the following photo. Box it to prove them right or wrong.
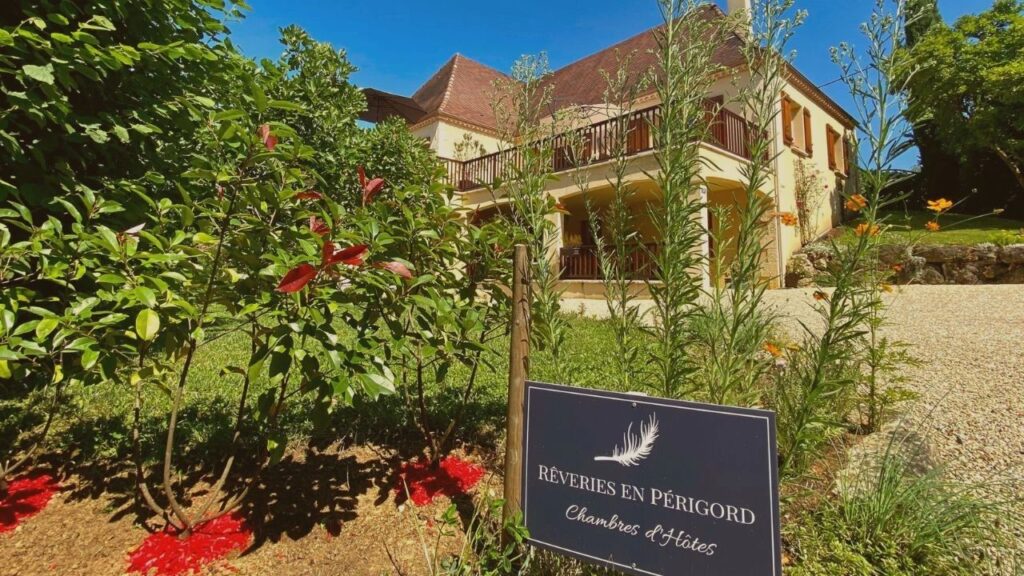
[360,2,857,295]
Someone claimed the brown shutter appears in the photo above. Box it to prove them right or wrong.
[781,93,794,146]
[826,126,837,171]
[803,108,813,155]
[843,135,852,175]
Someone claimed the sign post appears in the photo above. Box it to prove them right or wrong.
[521,381,782,576]
[502,244,530,528]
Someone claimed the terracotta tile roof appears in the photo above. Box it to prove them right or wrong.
[410,54,508,131]
[393,4,853,133]
[543,5,744,110]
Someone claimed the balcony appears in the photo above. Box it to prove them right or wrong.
[560,244,661,281]
[440,101,757,192]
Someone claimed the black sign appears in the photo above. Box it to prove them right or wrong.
[521,381,781,576]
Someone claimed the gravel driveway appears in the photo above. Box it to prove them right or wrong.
[765,284,1024,486]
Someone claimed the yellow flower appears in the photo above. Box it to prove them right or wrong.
[925,220,941,232]
[927,198,953,213]
[880,283,894,293]
[854,223,879,237]
[845,194,868,212]
[763,342,783,358]
[779,212,798,227]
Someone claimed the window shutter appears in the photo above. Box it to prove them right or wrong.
[843,135,852,175]
[826,126,837,171]
[781,94,794,146]
[803,108,813,155]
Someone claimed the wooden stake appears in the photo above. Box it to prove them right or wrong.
[503,244,530,528]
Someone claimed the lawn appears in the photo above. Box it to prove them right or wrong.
[837,210,1024,245]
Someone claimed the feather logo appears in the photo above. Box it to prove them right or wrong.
[594,413,659,467]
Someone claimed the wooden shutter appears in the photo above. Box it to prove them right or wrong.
[803,108,813,155]
[826,126,838,171]
[843,135,852,175]
[781,93,794,146]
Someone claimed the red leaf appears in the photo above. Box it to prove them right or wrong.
[358,165,367,188]
[276,263,317,293]
[323,243,368,268]
[296,190,323,201]
[321,241,335,267]
[309,216,330,236]
[258,124,278,151]
[362,178,386,205]
[377,260,413,279]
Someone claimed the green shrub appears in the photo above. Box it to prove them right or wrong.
[990,229,1024,247]
[791,441,1022,575]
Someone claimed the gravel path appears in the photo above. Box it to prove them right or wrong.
[765,285,1024,487]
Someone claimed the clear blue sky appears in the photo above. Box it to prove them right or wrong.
[230,0,994,168]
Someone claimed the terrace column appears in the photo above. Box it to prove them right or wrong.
[546,210,565,278]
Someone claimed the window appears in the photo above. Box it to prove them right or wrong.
[826,125,850,175]
[781,93,812,156]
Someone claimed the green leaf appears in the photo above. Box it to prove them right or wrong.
[22,64,55,85]
[113,125,130,143]
[267,100,304,112]
[135,309,160,342]
[81,347,99,370]
[0,29,14,47]
[0,359,10,379]
[251,84,268,113]
[35,317,59,340]
[267,433,287,465]
[359,372,396,399]
[213,109,245,122]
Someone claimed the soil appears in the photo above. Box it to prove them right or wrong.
[0,443,487,576]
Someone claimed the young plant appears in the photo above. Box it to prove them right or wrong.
[570,52,650,389]
[693,0,802,407]
[490,54,570,382]
[360,177,513,464]
[646,0,733,399]
[776,0,916,473]
[791,433,1024,575]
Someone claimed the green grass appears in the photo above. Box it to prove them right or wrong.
[837,210,1024,246]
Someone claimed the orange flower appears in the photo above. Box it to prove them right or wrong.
[553,201,570,214]
[891,263,903,273]
[854,223,879,237]
[925,220,940,232]
[845,194,868,212]
[813,290,829,302]
[779,212,798,227]
[927,198,953,213]
[763,342,783,358]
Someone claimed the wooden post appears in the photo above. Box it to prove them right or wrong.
[503,244,530,528]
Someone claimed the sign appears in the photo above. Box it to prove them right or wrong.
[521,381,781,576]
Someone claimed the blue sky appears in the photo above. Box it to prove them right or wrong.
[230,0,994,167]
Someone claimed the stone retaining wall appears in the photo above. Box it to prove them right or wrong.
[787,243,1024,287]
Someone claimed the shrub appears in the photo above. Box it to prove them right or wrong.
[790,439,1023,575]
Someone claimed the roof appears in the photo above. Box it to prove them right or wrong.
[359,54,508,131]
[364,6,855,132]
[543,5,745,110]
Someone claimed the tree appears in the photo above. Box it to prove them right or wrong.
[905,0,1024,198]
[902,0,964,203]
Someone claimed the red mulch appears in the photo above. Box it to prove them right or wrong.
[0,473,59,534]
[393,456,485,506]
[126,513,252,576]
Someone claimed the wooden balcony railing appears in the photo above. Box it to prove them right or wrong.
[560,244,661,281]
[440,100,757,192]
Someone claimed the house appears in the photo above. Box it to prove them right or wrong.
[359,0,856,295]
